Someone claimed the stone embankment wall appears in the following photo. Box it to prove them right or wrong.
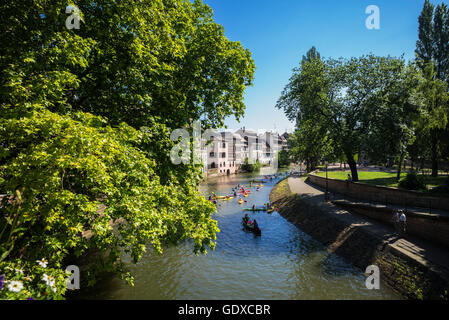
[332,200,449,249]
[308,174,449,211]
[270,179,449,300]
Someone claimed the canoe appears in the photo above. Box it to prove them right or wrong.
[243,208,267,212]
[242,221,261,235]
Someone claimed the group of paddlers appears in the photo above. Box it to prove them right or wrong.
[242,213,259,231]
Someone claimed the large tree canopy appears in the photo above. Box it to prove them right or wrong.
[277,50,413,181]
[0,0,255,299]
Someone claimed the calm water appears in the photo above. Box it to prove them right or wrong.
[75,168,399,300]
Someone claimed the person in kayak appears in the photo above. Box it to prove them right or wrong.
[253,219,259,230]
[243,214,249,224]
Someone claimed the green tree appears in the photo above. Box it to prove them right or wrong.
[416,0,435,67]
[0,0,254,299]
[278,48,409,181]
[241,158,261,173]
[415,0,449,176]
[277,149,291,168]
[276,47,334,171]
[411,62,449,175]
[364,63,421,180]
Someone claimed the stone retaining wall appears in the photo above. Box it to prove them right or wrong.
[270,179,449,300]
[332,201,449,249]
[308,174,449,211]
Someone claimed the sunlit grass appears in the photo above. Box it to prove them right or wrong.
[314,170,447,190]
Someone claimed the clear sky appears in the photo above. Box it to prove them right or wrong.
[204,0,445,133]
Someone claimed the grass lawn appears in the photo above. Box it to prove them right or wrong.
[314,170,447,190]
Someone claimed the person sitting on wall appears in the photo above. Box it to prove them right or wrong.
[347,174,352,182]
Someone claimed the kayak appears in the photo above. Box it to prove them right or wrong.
[213,196,227,200]
[243,194,248,197]
[267,208,275,213]
[223,197,234,201]
[252,180,265,183]
[242,221,261,236]
[238,199,243,204]
[243,208,267,212]
[255,184,264,188]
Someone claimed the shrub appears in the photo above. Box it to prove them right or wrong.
[241,158,261,173]
[398,171,427,191]
[431,176,449,194]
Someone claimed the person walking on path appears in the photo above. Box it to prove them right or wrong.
[399,210,407,237]
[391,209,400,235]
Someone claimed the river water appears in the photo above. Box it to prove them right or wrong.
[76,168,399,300]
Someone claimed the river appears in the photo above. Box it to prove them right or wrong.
[74,168,399,299]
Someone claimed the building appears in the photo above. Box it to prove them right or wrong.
[201,128,290,177]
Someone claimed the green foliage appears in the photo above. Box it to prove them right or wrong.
[398,171,427,191]
[278,49,413,181]
[241,158,261,173]
[431,176,449,194]
[0,0,254,299]
[414,1,449,176]
[277,149,290,168]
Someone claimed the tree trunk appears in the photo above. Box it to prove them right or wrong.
[397,153,405,182]
[346,153,358,182]
[431,130,438,177]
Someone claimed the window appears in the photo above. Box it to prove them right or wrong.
[210,152,215,157]
[222,143,226,148]
[221,153,226,158]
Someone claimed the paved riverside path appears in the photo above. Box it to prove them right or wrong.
[287,177,449,279]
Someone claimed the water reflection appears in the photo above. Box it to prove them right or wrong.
[73,168,399,300]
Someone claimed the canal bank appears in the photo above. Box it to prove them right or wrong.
[71,170,398,300]
[270,177,449,300]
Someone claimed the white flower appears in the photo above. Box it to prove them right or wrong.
[36,258,48,268]
[7,280,23,293]
[15,269,24,275]
[42,274,55,287]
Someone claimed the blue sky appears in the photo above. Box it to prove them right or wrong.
[204,0,446,133]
